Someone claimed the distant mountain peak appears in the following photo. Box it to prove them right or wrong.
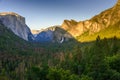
[31,30,41,34]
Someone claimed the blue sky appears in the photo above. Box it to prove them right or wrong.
[0,0,117,30]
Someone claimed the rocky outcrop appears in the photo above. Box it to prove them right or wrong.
[61,0,120,37]
[34,26,73,43]
[0,12,34,41]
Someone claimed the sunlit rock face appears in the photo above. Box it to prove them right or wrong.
[0,12,34,41]
[61,0,120,37]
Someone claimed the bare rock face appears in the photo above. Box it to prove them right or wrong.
[34,26,73,43]
[53,26,73,43]
[61,0,120,37]
[0,12,33,41]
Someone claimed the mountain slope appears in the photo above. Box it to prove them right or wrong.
[0,12,34,41]
[34,26,73,43]
[0,21,33,54]
[0,22,37,80]
[61,0,120,42]
[0,1,120,80]
[77,22,120,42]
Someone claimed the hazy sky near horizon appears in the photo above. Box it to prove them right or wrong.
[0,0,117,29]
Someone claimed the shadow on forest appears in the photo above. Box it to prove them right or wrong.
[0,21,120,80]
[31,27,120,80]
[32,26,120,55]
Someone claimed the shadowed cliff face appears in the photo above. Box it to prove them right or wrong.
[61,0,120,37]
[0,12,34,41]
[33,26,74,43]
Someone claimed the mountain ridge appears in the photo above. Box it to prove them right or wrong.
[34,26,73,43]
[61,0,120,40]
[33,0,120,43]
[0,0,120,43]
[0,1,120,80]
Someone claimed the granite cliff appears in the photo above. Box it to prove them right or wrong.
[61,0,120,38]
[0,12,33,41]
